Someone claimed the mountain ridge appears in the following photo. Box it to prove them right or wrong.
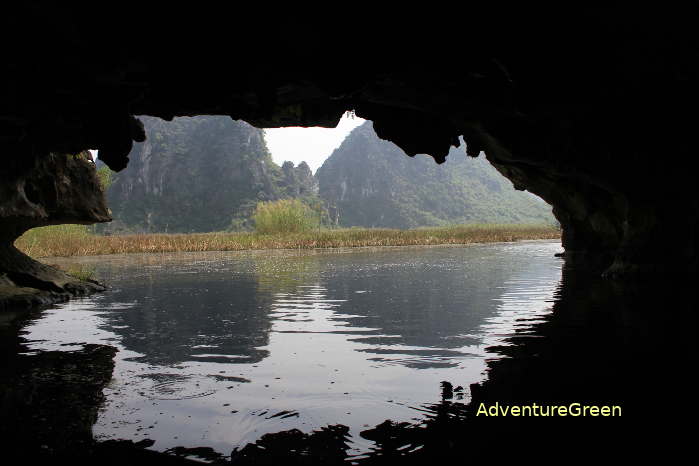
[105,116,316,233]
[315,122,554,229]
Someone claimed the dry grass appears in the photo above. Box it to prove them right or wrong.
[15,224,561,258]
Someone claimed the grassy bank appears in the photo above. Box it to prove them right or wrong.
[16,224,560,258]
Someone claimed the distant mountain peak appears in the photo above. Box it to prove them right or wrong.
[316,123,554,229]
[105,116,316,233]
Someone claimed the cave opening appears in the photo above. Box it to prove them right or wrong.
[1,4,697,461]
[77,111,555,237]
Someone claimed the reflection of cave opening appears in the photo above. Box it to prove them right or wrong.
[22,241,563,457]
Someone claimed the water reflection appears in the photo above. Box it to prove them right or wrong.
[230,261,699,464]
[100,273,274,365]
[18,242,563,458]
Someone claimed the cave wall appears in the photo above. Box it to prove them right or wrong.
[0,151,110,307]
[1,5,697,282]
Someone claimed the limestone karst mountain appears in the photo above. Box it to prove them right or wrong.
[316,122,555,229]
[104,118,552,233]
[104,116,316,233]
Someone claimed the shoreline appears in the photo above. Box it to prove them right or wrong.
[17,225,561,259]
[42,238,563,266]
[5,225,559,311]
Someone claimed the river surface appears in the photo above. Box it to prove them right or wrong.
[20,241,562,459]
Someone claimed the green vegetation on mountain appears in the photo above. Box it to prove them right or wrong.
[316,122,555,229]
[104,116,317,233]
[101,117,552,235]
[16,122,561,259]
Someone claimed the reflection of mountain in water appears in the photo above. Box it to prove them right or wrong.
[320,250,511,350]
[96,245,559,371]
[230,262,698,464]
[261,246,559,370]
[19,243,565,459]
[101,268,275,365]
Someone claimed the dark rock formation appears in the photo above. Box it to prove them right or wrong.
[1,5,697,280]
[0,152,110,308]
[1,344,117,457]
[231,425,351,465]
[317,122,554,228]
[0,303,118,459]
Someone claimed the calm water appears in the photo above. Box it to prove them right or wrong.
[20,241,562,459]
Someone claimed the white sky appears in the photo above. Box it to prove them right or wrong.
[92,113,366,172]
[264,113,366,173]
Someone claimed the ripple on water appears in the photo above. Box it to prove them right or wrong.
[137,373,217,400]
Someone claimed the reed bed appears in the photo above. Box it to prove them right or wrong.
[253,199,316,234]
[15,224,560,258]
